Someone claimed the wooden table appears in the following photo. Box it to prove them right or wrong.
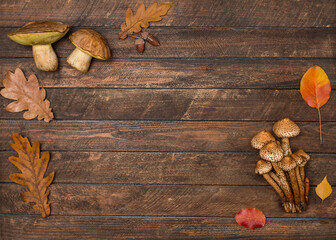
[0,0,335,239]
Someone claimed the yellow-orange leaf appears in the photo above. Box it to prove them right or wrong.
[300,66,331,109]
[119,2,171,39]
[315,176,332,201]
[9,133,54,217]
[0,68,54,122]
[300,66,331,143]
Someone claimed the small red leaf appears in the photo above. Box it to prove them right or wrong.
[235,208,266,230]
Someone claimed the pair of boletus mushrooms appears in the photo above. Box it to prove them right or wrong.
[7,21,111,72]
[251,118,310,213]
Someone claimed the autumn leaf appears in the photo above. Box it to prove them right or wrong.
[235,208,266,230]
[300,66,331,144]
[315,176,332,201]
[119,2,171,39]
[0,68,54,122]
[9,133,54,217]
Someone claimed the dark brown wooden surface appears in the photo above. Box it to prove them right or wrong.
[0,0,335,27]
[0,152,335,185]
[1,216,335,240]
[1,89,336,121]
[1,59,335,89]
[1,28,336,58]
[0,0,335,239]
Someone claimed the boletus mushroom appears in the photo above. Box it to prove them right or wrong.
[273,118,300,156]
[67,28,111,72]
[255,160,290,213]
[279,156,301,212]
[260,141,295,212]
[8,21,70,71]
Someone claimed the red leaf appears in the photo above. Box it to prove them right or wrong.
[235,208,266,230]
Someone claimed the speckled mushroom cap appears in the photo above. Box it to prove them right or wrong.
[291,153,304,166]
[8,21,70,45]
[259,141,284,162]
[69,28,111,60]
[279,156,297,171]
[295,149,310,167]
[251,130,276,149]
[273,118,300,138]
[255,160,272,174]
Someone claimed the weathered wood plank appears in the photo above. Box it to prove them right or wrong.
[0,184,334,217]
[1,28,335,58]
[1,59,335,89]
[0,0,335,28]
[0,121,335,153]
[1,215,335,240]
[1,89,335,121]
[1,152,333,185]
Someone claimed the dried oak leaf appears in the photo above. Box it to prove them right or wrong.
[119,2,171,39]
[0,68,54,122]
[9,133,54,218]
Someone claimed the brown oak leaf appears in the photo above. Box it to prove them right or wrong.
[119,2,171,39]
[9,133,54,218]
[0,68,54,122]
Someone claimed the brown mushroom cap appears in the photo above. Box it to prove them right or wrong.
[291,153,304,166]
[259,141,284,162]
[295,149,310,167]
[8,21,70,45]
[69,28,111,60]
[273,118,300,138]
[279,156,297,171]
[255,160,272,174]
[251,130,276,149]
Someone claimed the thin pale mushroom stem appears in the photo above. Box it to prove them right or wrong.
[271,163,295,212]
[281,138,292,156]
[300,166,305,182]
[263,173,290,213]
[269,172,291,213]
[295,166,306,210]
[288,169,301,213]
[305,177,310,207]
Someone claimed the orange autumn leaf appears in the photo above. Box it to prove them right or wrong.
[300,66,331,144]
[235,208,266,230]
[9,133,54,217]
[315,176,332,201]
[119,2,171,39]
[0,68,54,122]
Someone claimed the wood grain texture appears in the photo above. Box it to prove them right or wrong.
[0,0,335,28]
[1,89,336,121]
[1,152,334,185]
[1,59,335,89]
[1,28,336,58]
[1,215,336,240]
[0,184,335,217]
[0,121,335,153]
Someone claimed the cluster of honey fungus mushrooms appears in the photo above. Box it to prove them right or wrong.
[7,21,111,72]
[251,118,311,213]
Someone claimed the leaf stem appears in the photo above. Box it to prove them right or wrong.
[317,108,322,144]
[129,34,141,39]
